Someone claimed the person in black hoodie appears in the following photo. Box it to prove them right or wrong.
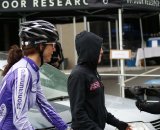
[67,31,132,130]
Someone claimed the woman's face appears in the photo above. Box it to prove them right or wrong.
[43,42,56,63]
[98,47,103,64]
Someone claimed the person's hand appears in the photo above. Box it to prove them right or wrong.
[126,125,133,130]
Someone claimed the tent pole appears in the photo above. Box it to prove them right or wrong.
[73,17,77,66]
[139,18,147,70]
[59,25,65,70]
[116,19,120,67]
[118,8,125,98]
[115,19,121,84]
[159,13,160,31]
[87,22,90,32]
[83,16,87,31]
[108,21,113,67]
[19,17,26,47]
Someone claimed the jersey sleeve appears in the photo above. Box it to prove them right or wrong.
[12,68,34,130]
[36,82,68,130]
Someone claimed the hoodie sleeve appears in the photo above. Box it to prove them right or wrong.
[36,83,68,130]
[13,68,34,130]
[105,109,128,130]
[68,74,102,130]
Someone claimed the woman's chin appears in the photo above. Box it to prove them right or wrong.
[44,58,51,63]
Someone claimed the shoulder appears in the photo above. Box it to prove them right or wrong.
[69,65,91,80]
[12,58,28,71]
[71,65,85,75]
[14,68,31,78]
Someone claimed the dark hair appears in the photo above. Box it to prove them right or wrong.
[2,44,42,76]
[2,45,23,76]
[22,44,39,56]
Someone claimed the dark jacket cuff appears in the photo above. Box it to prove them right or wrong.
[116,121,128,130]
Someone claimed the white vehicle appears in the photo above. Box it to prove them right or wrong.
[0,56,159,130]
[29,64,160,130]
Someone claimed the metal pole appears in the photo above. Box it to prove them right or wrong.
[159,13,160,31]
[19,17,26,47]
[139,18,147,70]
[116,19,120,67]
[108,21,113,67]
[115,19,121,84]
[83,16,87,31]
[116,20,120,49]
[87,22,90,32]
[118,9,125,98]
[73,17,77,65]
[59,25,65,70]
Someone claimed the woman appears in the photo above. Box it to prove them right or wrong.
[0,20,69,130]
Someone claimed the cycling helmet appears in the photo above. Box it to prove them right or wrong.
[19,20,59,45]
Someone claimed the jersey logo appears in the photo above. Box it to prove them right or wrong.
[90,81,101,91]
[15,68,30,118]
[0,104,7,122]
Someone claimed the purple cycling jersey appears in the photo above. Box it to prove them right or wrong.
[0,57,67,130]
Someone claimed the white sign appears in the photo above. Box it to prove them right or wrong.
[127,0,160,7]
[110,50,131,59]
[152,40,158,47]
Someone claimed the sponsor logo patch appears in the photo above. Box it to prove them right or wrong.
[0,104,6,122]
[90,81,101,91]
[17,69,26,109]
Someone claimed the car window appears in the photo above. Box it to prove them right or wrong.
[40,63,68,99]
[0,52,7,71]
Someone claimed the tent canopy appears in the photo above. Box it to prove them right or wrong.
[0,0,159,21]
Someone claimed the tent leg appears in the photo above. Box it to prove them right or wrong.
[118,9,125,98]
[19,17,26,47]
[73,17,77,65]
[83,16,87,31]
[108,21,113,68]
[87,22,90,32]
[139,18,147,70]
[159,13,160,31]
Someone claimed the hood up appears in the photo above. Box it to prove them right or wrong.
[75,31,103,70]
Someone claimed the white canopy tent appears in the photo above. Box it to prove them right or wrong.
[1,0,160,97]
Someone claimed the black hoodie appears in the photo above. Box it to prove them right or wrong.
[67,31,128,130]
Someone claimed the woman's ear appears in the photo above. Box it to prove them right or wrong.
[39,43,46,51]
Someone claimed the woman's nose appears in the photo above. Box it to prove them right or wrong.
[53,47,56,52]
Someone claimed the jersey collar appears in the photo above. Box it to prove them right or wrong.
[23,56,39,72]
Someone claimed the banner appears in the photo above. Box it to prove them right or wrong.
[0,0,159,12]
[0,0,120,12]
[123,0,160,10]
